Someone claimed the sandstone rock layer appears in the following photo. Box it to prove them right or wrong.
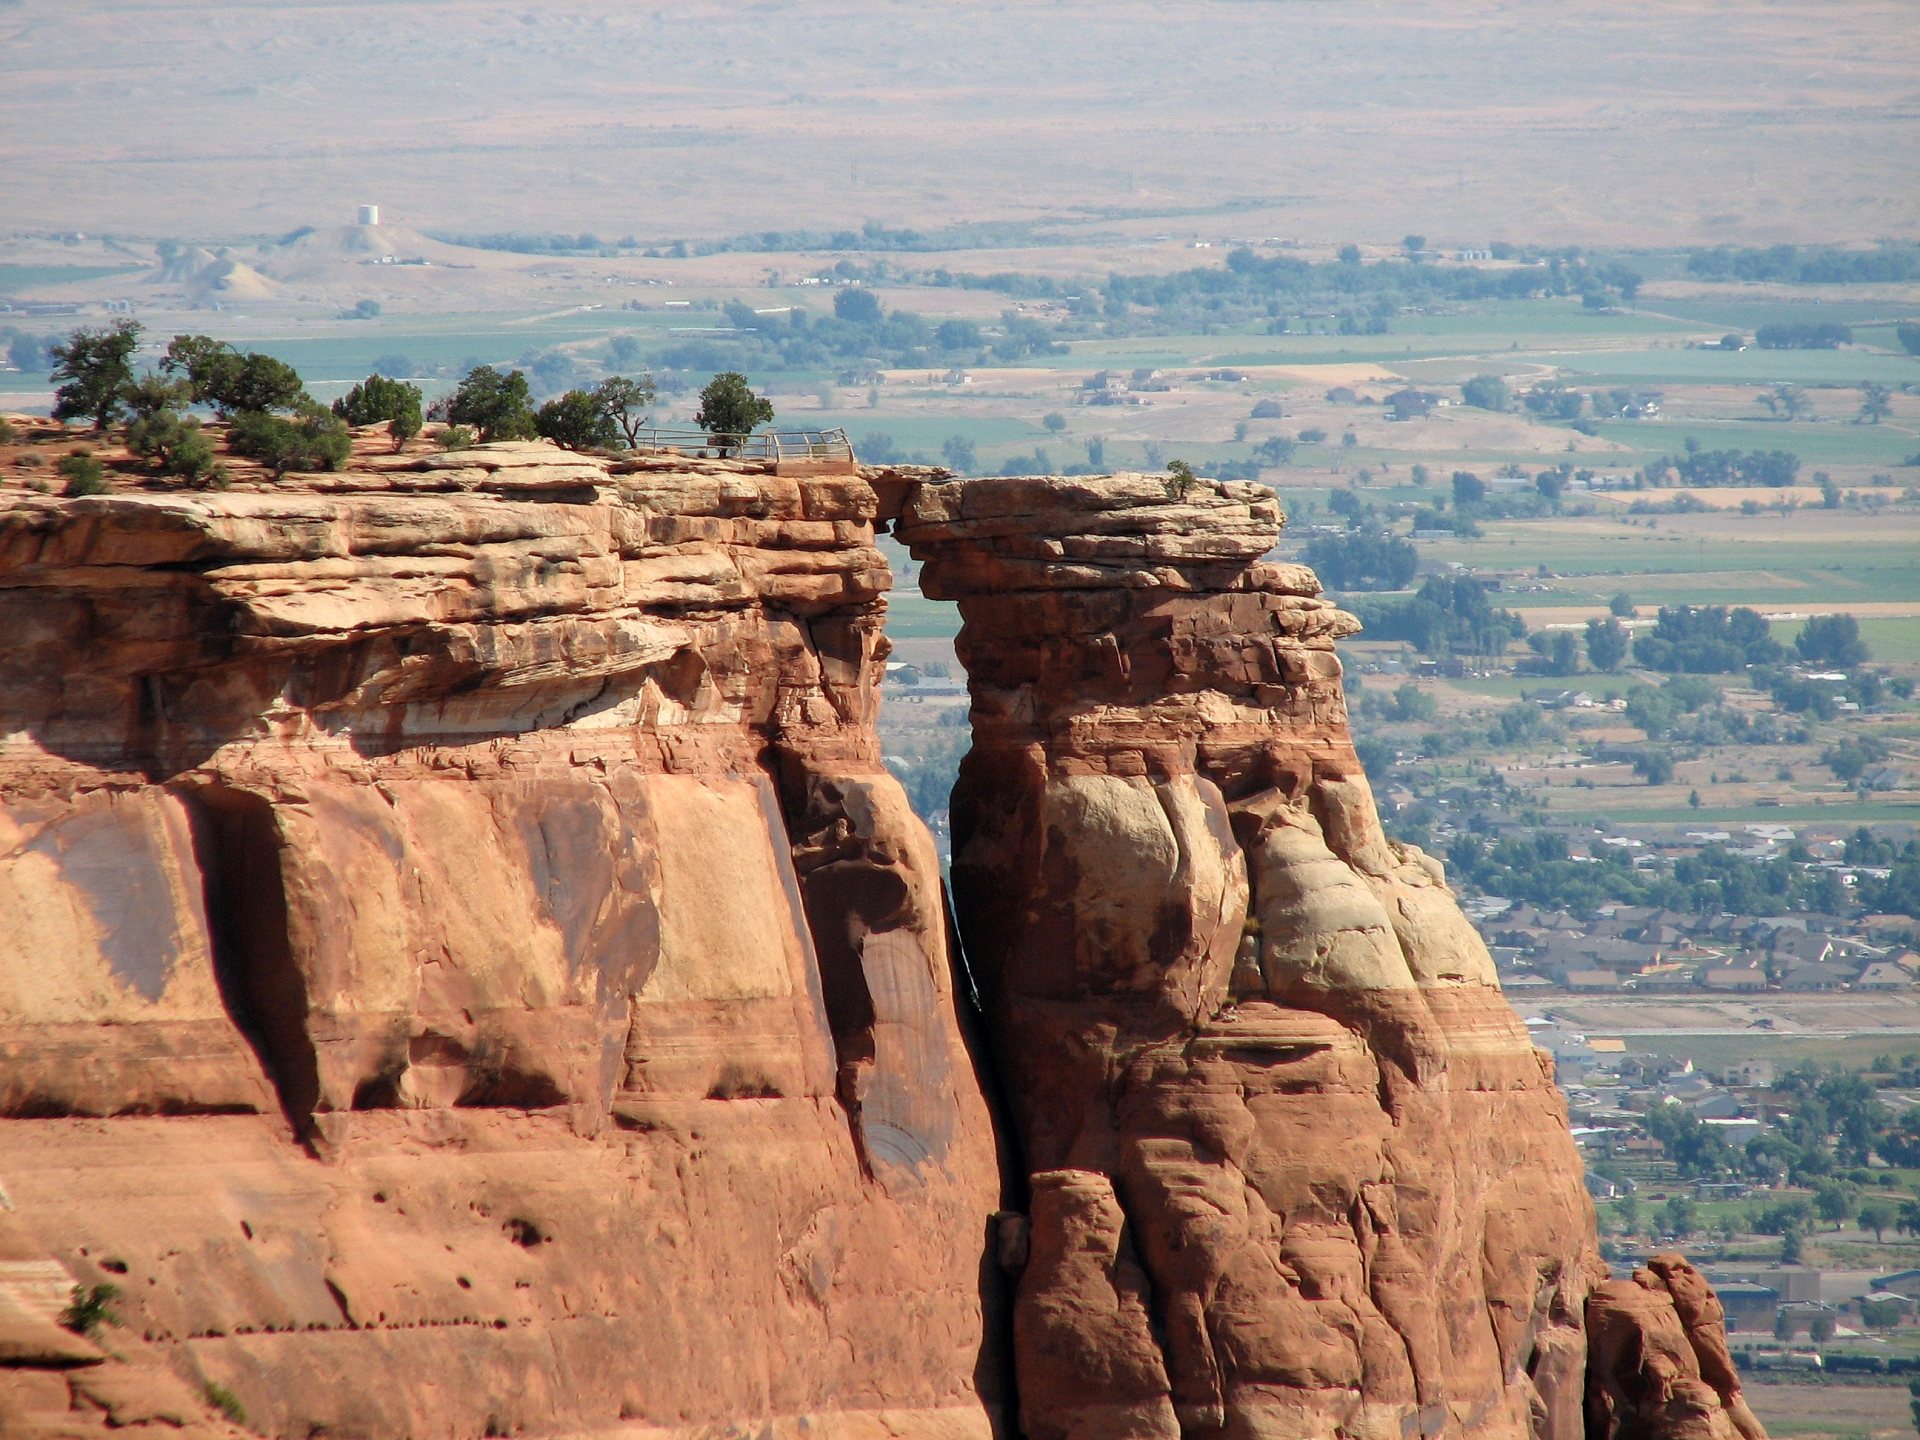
[897,474,1706,1440]
[0,446,1761,1440]
[0,452,1004,1437]
[1586,1256,1768,1440]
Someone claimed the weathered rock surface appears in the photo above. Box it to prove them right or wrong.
[0,448,1004,1437]
[1586,1256,1767,1440]
[896,473,1759,1440]
[0,445,1759,1440]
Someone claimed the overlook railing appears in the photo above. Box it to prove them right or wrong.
[625,427,854,465]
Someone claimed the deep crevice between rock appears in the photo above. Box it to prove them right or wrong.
[175,782,321,1141]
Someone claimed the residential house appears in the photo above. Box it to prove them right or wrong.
[1694,1181,1753,1202]
[1635,964,1700,991]
[1778,959,1857,991]
[1856,963,1914,990]
[1685,1092,1746,1121]
[1702,962,1767,992]
[1871,1270,1920,1303]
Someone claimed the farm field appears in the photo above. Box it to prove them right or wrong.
[1746,1379,1911,1440]
[1414,514,1920,615]
[1543,996,1920,1072]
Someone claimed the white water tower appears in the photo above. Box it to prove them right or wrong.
[357,204,380,227]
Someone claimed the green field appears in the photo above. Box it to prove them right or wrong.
[1581,419,1920,468]
[1067,298,1920,390]
[1851,618,1920,664]
[1646,297,1915,332]
[1542,800,1920,824]
[0,263,142,293]
[1631,1033,1920,1071]
[885,591,962,639]
[817,412,1048,458]
[1411,527,1920,609]
[1557,347,1919,387]
[1427,673,1602,702]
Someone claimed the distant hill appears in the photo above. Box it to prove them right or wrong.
[260,225,479,280]
[151,247,279,302]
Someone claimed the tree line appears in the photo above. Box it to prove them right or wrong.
[1436,822,1918,920]
[1684,242,1920,286]
[42,320,778,489]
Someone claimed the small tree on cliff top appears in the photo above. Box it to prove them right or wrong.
[227,408,351,479]
[444,365,538,442]
[124,374,216,482]
[163,335,308,417]
[50,320,142,432]
[535,388,620,451]
[595,375,657,448]
[695,371,774,451]
[333,374,423,451]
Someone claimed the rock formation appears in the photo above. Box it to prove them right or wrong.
[1586,1256,1767,1440]
[897,476,1599,1440]
[0,440,1762,1440]
[0,444,1006,1438]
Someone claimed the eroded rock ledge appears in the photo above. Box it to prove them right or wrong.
[0,449,1761,1440]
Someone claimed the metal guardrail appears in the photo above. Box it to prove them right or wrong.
[626,427,853,464]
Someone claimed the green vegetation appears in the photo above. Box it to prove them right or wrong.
[1644,447,1801,488]
[441,365,537,441]
[1756,322,1854,350]
[227,409,352,478]
[1352,576,1528,656]
[1460,375,1511,411]
[50,320,141,431]
[163,334,309,416]
[694,371,774,447]
[332,374,423,450]
[1304,531,1417,591]
[1797,614,1871,668]
[594,375,657,447]
[57,452,108,497]
[59,1282,119,1336]
[531,375,659,451]
[1684,242,1920,285]
[1090,247,1643,337]
[535,388,620,450]
[1633,605,1783,673]
[125,376,216,482]
[204,1382,247,1425]
[1585,617,1629,671]
[1434,813,1920,917]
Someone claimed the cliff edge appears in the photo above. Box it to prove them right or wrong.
[0,444,1762,1440]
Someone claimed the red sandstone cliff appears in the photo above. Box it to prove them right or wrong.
[896,476,1602,1440]
[0,445,1006,1438]
[0,445,1762,1440]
